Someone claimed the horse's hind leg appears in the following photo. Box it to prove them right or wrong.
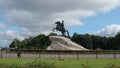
[66,30,70,38]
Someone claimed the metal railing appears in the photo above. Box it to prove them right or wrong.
[0,49,120,59]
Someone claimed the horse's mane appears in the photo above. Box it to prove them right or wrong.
[55,21,61,24]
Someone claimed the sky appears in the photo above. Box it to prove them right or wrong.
[0,0,120,47]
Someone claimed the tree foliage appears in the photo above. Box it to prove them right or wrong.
[71,32,120,50]
[9,34,51,49]
[9,38,21,48]
[9,32,120,50]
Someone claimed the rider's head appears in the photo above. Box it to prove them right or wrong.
[62,20,64,23]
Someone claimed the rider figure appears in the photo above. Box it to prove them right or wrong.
[61,20,65,31]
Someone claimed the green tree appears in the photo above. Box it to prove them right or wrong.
[115,32,120,49]
[107,37,115,50]
[9,38,21,48]
[20,37,33,49]
[26,34,51,49]
[71,33,92,49]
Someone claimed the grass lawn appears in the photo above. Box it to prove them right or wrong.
[0,58,120,68]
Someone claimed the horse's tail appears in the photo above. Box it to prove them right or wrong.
[52,28,55,32]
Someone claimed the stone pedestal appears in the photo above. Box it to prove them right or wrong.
[46,36,88,50]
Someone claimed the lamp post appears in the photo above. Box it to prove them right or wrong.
[0,47,2,58]
[0,40,2,58]
[14,37,18,49]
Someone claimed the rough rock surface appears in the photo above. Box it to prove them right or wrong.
[46,36,88,50]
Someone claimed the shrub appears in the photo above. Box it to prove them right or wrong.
[81,61,91,68]
[0,64,18,68]
[104,63,120,68]
[23,61,57,68]
[0,61,59,68]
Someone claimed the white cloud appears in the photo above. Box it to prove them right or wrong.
[0,30,24,41]
[52,10,96,26]
[0,0,120,47]
[0,39,10,48]
[1,0,119,32]
[95,24,120,37]
[0,23,7,29]
[2,0,119,32]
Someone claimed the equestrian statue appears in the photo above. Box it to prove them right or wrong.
[52,20,70,38]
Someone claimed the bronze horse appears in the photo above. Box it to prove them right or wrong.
[52,20,70,38]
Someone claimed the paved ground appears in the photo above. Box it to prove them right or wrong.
[1,52,120,59]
